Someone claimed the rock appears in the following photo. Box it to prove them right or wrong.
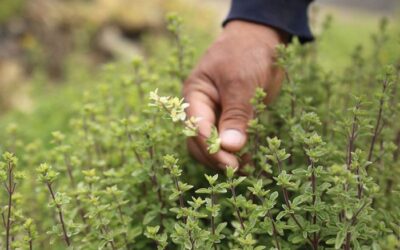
[97,25,144,60]
[0,59,32,114]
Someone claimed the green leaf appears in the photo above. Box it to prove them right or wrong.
[205,174,218,185]
[206,126,221,154]
[270,191,279,201]
[195,188,211,194]
[335,231,346,249]
[226,166,236,179]
[276,211,287,220]
[143,210,159,225]
[216,222,227,234]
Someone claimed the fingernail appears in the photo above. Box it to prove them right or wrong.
[220,129,244,147]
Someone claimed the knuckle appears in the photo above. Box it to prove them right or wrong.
[183,75,205,98]
[221,105,252,124]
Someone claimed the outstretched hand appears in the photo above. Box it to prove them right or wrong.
[184,20,287,170]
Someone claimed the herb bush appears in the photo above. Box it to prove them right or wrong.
[0,14,399,250]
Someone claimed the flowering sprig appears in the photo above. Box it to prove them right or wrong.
[149,89,199,137]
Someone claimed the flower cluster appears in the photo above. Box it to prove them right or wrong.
[149,88,199,137]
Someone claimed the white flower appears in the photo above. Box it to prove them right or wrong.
[183,116,199,137]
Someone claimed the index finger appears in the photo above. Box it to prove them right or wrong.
[184,78,240,169]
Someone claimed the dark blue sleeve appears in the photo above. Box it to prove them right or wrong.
[223,0,314,43]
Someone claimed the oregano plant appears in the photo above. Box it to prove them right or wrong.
[0,13,398,250]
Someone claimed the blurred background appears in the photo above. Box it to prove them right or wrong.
[0,0,399,142]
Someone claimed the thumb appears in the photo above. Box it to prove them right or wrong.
[218,89,254,152]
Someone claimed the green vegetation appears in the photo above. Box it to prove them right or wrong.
[317,14,399,70]
[0,0,25,24]
[0,12,399,250]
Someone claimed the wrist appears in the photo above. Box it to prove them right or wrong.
[224,20,288,45]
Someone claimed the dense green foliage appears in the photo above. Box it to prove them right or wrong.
[0,14,399,250]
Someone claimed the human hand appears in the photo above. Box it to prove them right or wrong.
[184,20,287,170]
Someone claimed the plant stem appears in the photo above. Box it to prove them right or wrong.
[46,183,71,247]
[2,212,6,228]
[210,191,217,250]
[301,132,320,246]
[28,232,33,250]
[284,70,296,165]
[256,195,281,250]
[275,155,302,230]
[113,194,129,249]
[126,130,144,165]
[172,30,185,82]
[350,202,368,226]
[59,147,88,227]
[6,184,13,250]
[173,175,185,212]
[394,130,400,161]
[62,152,75,185]
[347,101,363,198]
[229,185,245,231]
[101,224,117,250]
[275,155,314,247]
[346,112,357,169]
[343,202,369,250]
[268,211,281,250]
[5,160,16,250]
[344,233,351,250]
[310,162,318,250]
[342,102,364,248]
[150,168,164,208]
[147,141,165,226]
[166,167,195,248]
[368,77,389,162]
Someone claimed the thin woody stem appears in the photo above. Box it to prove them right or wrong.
[46,183,71,246]
[5,161,15,250]
[368,78,389,162]
[210,191,217,250]
[346,101,363,198]
[275,155,314,247]
[284,69,296,165]
[256,195,281,250]
[113,194,129,249]
[268,211,282,250]
[28,231,33,250]
[146,137,165,228]
[230,185,245,231]
[58,145,88,227]
[169,172,195,248]
[343,202,369,250]
[310,161,319,250]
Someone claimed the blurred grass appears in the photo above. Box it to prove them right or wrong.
[316,8,399,70]
[0,75,87,147]
[0,0,25,24]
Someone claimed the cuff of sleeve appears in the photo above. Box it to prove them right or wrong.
[223,0,314,43]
